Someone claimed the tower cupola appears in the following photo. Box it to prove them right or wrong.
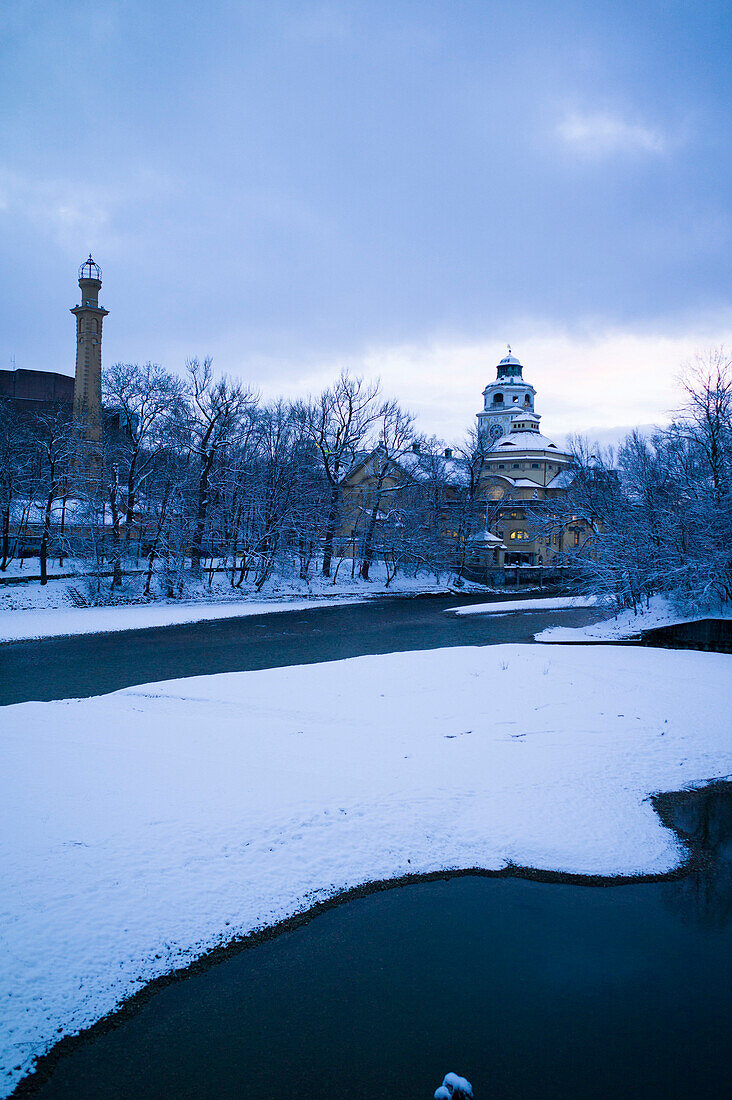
[496,349,524,380]
[78,255,102,307]
[477,348,537,443]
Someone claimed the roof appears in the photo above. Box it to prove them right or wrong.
[547,469,576,489]
[467,529,504,545]
[489,431,563,452]
[396,450,471,488]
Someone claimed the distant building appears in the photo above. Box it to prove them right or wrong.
[0,368,73,414]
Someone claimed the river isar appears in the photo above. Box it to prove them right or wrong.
[18,784,732,1100]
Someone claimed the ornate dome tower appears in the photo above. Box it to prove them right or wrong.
[477,349,537,443]
[71,255,108,444]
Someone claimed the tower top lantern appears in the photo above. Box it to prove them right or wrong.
[496,348,524,380]
[78,255,102,284]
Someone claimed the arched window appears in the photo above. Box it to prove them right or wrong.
[493,393,504,404]
[509,530,529,540]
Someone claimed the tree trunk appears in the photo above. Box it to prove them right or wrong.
[1,502,9,570]
[321,484,340,577]
[360,476,386,580]
[40,490,53,586]
[124,451,138,547]
[191,458,212,576]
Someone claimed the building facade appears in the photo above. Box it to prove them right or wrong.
[472,351,591,570]
[338,349,593,579]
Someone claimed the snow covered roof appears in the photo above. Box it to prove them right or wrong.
[547,469,576,489]
[489,431,562,452]
[467,529,503,545]
[499,353,522,367]
[8,499,128,525]
[396,450,471,487]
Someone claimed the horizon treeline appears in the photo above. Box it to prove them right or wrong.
[0,351,730,615]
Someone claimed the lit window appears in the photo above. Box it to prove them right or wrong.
[509,530,529,540]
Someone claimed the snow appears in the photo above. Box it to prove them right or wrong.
[0,560,485,641]
[490,431,564,452]
[436,1073,474,1098]
[447,595,602,616]
[466,529,503,545]
[1,643,730,1095]
[0,597,363,642]
[535,594,732,642]
[546,468,576,489]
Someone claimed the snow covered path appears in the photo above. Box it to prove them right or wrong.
[1,644,730,1095]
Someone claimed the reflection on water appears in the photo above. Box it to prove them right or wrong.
[660,782,732,931]
[24,787,732,1100]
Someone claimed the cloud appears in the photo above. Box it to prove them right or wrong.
[556,110,668,156]
[213,322,732,446]
[0,167,166,253]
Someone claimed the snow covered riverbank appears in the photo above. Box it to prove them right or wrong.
[447,595,602,617]
[1,643,730,1096]
[0,596,365,643]
[535,594,732,643]
[0,562,489,642]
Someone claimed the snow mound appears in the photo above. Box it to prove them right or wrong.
[435,1071,474,1097]
[1,644,730,1094]
[448,595,601,616]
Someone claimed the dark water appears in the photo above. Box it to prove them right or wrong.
[640,617,732,654]
[0,594,603,704]
[25,787,732,1100]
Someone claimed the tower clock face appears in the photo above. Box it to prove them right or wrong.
[489,422,503,441]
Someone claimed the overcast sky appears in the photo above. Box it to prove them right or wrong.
[1,1,729,444]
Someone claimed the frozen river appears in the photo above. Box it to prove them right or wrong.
[0,593,602,704]
[22,785,732,1100]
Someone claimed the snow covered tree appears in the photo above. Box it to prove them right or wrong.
[304,372,382,577]
[185,357,257,577]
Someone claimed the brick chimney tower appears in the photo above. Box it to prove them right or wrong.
[71,255,108,443]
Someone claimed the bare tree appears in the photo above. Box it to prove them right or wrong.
[102,362,185,555]
[0,401,33,570]
[185,357,256,577]
[359,401,415,579]
[679,348,731,501]
[304,372,382,577]
[34,409,75,585]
